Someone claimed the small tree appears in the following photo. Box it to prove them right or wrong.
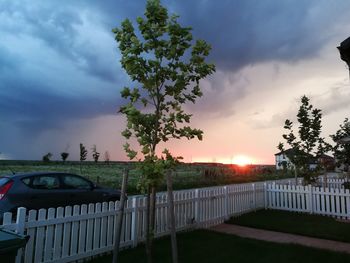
[331,118,350,174]
[61,152,69,163]
[79,143,88,174]
[278,95,328,184]
[42,152,53,162]
[91,144,100,163]
[113,0,215,262]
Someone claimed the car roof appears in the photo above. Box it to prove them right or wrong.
[0,172,78,179]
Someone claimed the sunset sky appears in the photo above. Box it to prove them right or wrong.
[1,0,350,164]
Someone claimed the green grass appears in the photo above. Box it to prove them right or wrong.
[227,209,350,243]
[0,160,286,194]
[89,230,350,263]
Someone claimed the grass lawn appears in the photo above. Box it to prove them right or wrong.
[89,230,350,263]
[227,209,350,243]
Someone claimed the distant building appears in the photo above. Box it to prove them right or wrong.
[318,154,335,166]
[274,149,322,171]
[275,149,295,170]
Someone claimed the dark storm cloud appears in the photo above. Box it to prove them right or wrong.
[87,0,350,70]
[0,1,120,83]
[0,0,126,142]
[1,0,350,159]
[0,46,19,71]
[91,0,350,70]
[0,82,121,137]
[86,0,350,118]
[168,0,350,71]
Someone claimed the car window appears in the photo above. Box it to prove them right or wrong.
[21,177,31,186]
[32,175,60,189]
[0,177,10,186]
[62,175,91,189]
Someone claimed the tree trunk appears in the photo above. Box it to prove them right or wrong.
[166,170,178,263]
[112,169,129,263]
[294,167,298,185]
[145,185,152,263]
[146,186,157,263]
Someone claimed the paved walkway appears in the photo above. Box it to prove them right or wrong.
[210,224,350,254]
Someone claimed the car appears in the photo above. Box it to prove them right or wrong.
[0,172,121,220]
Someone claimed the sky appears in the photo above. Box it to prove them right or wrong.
[0,0,350,164]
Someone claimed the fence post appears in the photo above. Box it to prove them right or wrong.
[15,207,26,234]
[264,183,267,209]
[346,189,350,220]
[308,185,313,214]
[194,189,200,226]
[15,207,27,263]
[131,197,139,248]
[252,183,256,211]
[223,186,229,219]
[2,212,13,228]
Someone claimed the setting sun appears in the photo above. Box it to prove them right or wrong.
[232,155,253,166]
[192,155,256,165]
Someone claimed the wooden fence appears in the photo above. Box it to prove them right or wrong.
[266,183,350,219]
[1,181,271,263]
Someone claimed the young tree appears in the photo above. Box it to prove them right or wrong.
[330,118,350,173]
[42,152,53,162]
[91,144,100,163]
[61,152,69,163]
[79,143,88,174]
[113,0,215,262]
[61,143,70,163]
[278,95,329,184]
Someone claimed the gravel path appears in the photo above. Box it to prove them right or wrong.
[211,224,350,254]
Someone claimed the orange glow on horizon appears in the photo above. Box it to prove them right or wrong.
[232,155,253,166]
[191,155,255,166]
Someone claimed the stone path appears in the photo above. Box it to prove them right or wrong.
[210,224,350,254]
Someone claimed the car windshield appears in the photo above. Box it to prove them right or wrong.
[0,177,10,186]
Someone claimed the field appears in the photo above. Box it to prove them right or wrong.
[0,160,287,194]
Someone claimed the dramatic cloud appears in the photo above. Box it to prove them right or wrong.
[168,0,350,70]
[1,0,349,161]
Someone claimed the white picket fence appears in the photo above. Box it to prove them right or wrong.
[316,177,349,189]
[266,183,350,219]
[1,181,269,263]
[2,176,346,263]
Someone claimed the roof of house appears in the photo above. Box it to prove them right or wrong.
[339,136,350,144]
[318,154,334,160]
[275,148,317,164]
[274,148,302,156]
